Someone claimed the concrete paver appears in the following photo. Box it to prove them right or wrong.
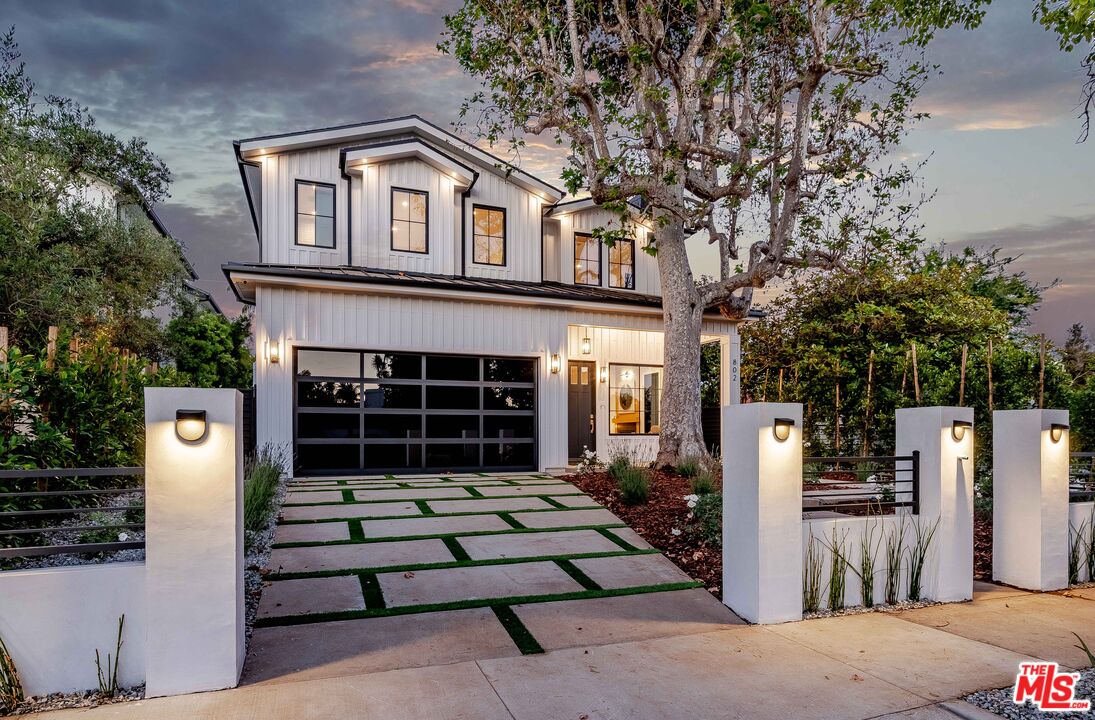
[378,561,585,607]
[458,528,624,560]
[511,507,622,528]
[257,576,366,619]
[606,526,654,550]
[477,484,584,497]
[273,521,350,545]
[352,487,473,501]
[549,493,601,507]
[282,490,346,504]
[358,513,512,538]
[426,497,554,513]
[572,553,694,589]
[268,538,454,574]
[280,501,418,521]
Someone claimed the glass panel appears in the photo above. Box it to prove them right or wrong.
[580,366,589,385]
[484,415,535,439]
[363,444,422,471]
[426,385,479,409]
[392,219,409,250]
[609,364,661,435]
[575,233,600,285]
[484,358,535,383]
[297,214,315,246]
[392,190,409,222]
[365,353,421,379]
[484,387,534,411]
[298,350,360,377]
[363,383,422,409]
[315,215,334,248]
[408,192,427,222]
[426,415,480,438]
[315,185,334,217]
[297,444,358,472]
[425,443,479,468]
[409,222,426,252]
[643,367,662,433]
[297,413,360,439]
[297,183,315,215]
[364,414,421,439]
[426,355,479,381]
[298,381,360,407]
[483,442,534,467]
[489,236,504,265]
[473,237,489,264]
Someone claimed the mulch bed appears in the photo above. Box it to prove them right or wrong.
[565,470,724,599]
[974,512,992,580]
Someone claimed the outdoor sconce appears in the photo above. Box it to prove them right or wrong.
[581,336,592,355]
[175,409,208,444]
[599,366,608,383]
[773,417,795,443]
[951,420,972,443]
[550,354,561,374]
[265,339,281,364]
[1050,423,1069,444]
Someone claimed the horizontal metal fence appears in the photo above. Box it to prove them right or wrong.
[802,452,920,516]
[1070,453,1095,503]
[0,467,145,560]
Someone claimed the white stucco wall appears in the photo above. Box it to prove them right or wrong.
[803,515,917,608]
[1071,500,1095,583]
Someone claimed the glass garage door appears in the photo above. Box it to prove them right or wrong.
[294,349,537,475]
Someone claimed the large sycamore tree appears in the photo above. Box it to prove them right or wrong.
[442,0,986,464]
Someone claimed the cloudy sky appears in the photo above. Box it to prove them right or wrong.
[5,0,1093,341]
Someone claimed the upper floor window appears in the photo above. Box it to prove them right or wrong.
[391,188,428,253]
[473,205,506,266]
[609,238,635,289]
[295,180,335,248]
[574,232,600,286]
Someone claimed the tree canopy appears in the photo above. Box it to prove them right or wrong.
[165,302,254,389]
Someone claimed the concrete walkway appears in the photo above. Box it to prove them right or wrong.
[39,474,1095,719]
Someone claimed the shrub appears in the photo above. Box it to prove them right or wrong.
[827,528,850,611]
[883,518,905,605]
[691,493,722,546]
[906,518,939,602]
[803,530,824,613]
[0,633,23,713]
[690,469,717,495]
[676,456,701,478]
[607,451,631,480]
[244,444,289,536]
[616,465,650,504]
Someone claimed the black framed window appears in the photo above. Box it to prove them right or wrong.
[609,238,635,289]
[608,364,662,435]
[574,232,600,286]
[295,180,335,248]
[391,188,428,253]
[473,205,506,266]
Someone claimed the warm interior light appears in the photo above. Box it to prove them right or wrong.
[550,354,561,374]
[1050,423,1069,444]
[951,420,972,443]
[599,366,608,383]
[266,339,280,364]
[175,409,208,444]
[581,337,592,355]
[773,417,795,443]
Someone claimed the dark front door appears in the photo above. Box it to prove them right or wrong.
[568,361,595,461]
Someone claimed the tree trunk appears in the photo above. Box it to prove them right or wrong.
[654,217,706,468]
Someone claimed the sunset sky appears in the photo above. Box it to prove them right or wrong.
[5,0,1093,341]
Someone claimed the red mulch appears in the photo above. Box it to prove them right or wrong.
[974,512,992,580]
[565,470,724,598]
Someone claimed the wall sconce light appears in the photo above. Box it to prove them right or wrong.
[581,336,592,355]
[599,366,608,383]
[550,354,561,374]
[773,417,795,443]
[265,339,281,364]
[1050,423,1069,444]
[951,420,972,443]
[175,409,208,444]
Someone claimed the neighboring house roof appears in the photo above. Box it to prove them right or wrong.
[222,262,762,321]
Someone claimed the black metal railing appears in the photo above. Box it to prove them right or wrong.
[0,467,145,561]
[1070,453,1095,503]
[802,452,920,516]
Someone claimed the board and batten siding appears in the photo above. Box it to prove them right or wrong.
[254,285,737,473]
[556,207,660,294]
[463,170,544,282]
[260,147,346,267]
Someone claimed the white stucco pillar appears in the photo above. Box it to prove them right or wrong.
[895,406,975,603]
[723,402,803,624]
[992,409,1070,591]
[719,333,741,407]
[143,388,245,697]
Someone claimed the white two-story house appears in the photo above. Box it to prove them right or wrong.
[224,116,743,476]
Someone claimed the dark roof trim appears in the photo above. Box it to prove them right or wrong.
[234,140,262,247]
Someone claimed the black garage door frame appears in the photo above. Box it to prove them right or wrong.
[293,347,539,476]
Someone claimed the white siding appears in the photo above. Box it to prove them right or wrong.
[463,170,544,282]
[556,207,660,294]
[260,147,346,267]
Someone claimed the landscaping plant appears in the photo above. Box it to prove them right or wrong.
[676,457,700,479]
[1073,633,1095,667]
[1086,506,1095,583]
[690,493,722,546]
[244,444,289,536]
[616,465,650,505]
[0,633,23,714]
[95,615,124,698]
[907,518,940,602]
[689,469,716,496]
[856,520,881,608]
[884,518,906,605]
[826,528,850,611]
[1069,520,1086,585]
[803,530,825,614]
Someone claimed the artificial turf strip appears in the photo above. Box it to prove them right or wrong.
[358,573,386,609]
[554,559,601,591]
[282,491,582,507]
[254,580,704,627]
[442,536,471,562]
[538,495,567,509]
[348,520,365,542]
[498,513,524,529]
[492,605,544,654]
[341,489,355,503]
[596,527,638,551]
[269,548,661,581]
[414,500,435,515]
[278,504,600,525]
[271,523,629,549]
[465,486,484,498]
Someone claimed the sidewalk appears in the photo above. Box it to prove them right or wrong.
[39,583,1095,719]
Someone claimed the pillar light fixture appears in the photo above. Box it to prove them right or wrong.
[581,336,592,355]
[773,417,795,443]
[951,420,972,443]
[550,354,561,374]
[175,409,208,444]
[599,366,608,383]
[265,339,281,364]
[1050,423,1069,444]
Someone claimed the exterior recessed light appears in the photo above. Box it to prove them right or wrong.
[175,409,208,444]
[1050,423,1069,444]
[773,418,795,443]
[951,420,972,443]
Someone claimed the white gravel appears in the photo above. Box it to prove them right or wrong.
[6,685,144,715]
[803,598,940,620]
[9,491,146,570]
[965,667,1094,718]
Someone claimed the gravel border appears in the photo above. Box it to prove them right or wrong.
[6,686,144,716]
[965,667,1094,718]
[8,491,146,571]
[803,598,940,620]
[244,470,291,648]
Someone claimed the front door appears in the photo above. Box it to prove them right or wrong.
[568,361,596,461]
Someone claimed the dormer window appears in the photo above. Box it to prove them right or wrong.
[391,188,428,253]
[609,238,635,289]
[295,180,335,248]
[574,232,601,286]
[473,205,506,266]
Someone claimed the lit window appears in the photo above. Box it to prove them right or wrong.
[473,206,506,265]
[609,238,635,289]
[391,188,428,253]
[574,232,600,286]
[296,181,335,248]
[609,364,662,435]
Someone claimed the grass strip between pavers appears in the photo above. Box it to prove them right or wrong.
[554,559,601,591]
[271,523,629,549]
[497,512,524,529]
[465,486,484,498]
[279,504,600,525]
[538,495,568,509]
[492,605,544,654]
[414,500,435,515]
[341,489,355,503]
[269,548,661,581]
[282,491,583,507]
[359,573,386,610]
[348,520,365,542]
[596,526,639,551]
[254,580,703,628]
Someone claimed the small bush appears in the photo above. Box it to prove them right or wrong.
[803,531,824,613]
[676,457,701,478]
[244,444,289,535]
[608,452,631,480]
[691,493,722,546]
[616,465,650,504]
[690,470,717,495]
[0,634,23,713]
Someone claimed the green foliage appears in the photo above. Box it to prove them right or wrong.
[675,457,700,478]
[244,444,289,537]
[907,518,939,602]
[0,633,22,714]
[95,615,124,698]
[616,465,650,504]
[690,493,722,546]
[803,531,824,614]
[826,528,850,611]
[1073,632,1095,668]
[689,470,716,496]
[1034,0,1094,140]
[884,518,906,605]
[607,448,633,480]
[165,302,253,388]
